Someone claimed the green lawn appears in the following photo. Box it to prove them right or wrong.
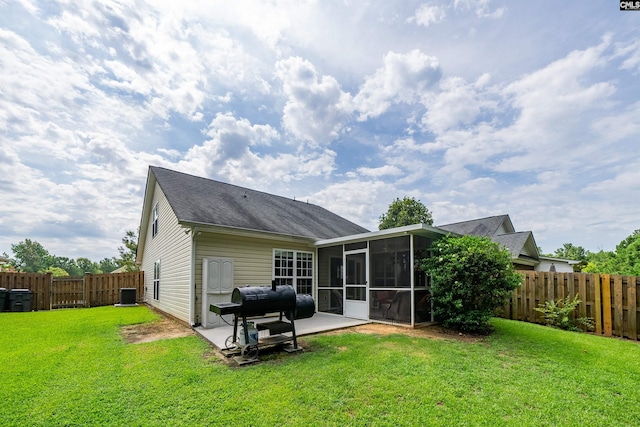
[2,306,640,426]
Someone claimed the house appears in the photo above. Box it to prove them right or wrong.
[136,166,567,329]
[537,256,579,273]
[437,215,577,272]
[437,215,540,270]
[136,166,450,328]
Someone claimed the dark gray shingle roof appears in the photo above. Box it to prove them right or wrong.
[437,215,512,237]
[492,232,532,258]
[151,166,369,239]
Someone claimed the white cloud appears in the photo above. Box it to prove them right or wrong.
[421,75,497,133]
[407,4,446,27]
[274,56,352,146]
[1,1,640,261]
[453,0,505,18]
[353,49,441,120]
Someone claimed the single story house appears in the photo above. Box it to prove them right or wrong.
[136,166,570,328]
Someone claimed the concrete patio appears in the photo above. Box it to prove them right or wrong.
[194,312,368,349]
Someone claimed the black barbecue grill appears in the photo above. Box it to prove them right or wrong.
[210,282,315,361]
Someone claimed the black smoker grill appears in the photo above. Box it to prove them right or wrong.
[209,283,315,360]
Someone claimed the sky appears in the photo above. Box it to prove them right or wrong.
[1,0,639,262]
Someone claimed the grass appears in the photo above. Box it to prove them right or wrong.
[2,306,640,426]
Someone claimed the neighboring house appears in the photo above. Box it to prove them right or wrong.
[538,256,579,273]
[136,167,569,328]
[437,215,578,272]
[438,215,540,270]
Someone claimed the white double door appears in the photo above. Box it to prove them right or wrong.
[343,250,368,320]
[201,257,234,328]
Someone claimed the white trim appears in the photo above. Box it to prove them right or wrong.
[314,224,452,248]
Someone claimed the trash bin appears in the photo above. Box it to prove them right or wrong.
[0,288,7,312]
[9,289,33,312]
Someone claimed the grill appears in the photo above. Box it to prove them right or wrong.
[210,282,315,362]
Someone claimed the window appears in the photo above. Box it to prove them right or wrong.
[152,203,159,237]
[273,249,313,295]
[370,236,410,288]
[153,260,160,300]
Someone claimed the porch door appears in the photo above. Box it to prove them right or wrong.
[202,257,234,328]
[343,250,368,320]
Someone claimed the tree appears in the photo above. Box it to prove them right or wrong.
[116,230,139,272]
[45,266,69,277]
[583,250,616,274]
[611,229,640,276]
[99,257,119,274]
[422,235,522,334]
[379,197,433,230]
[10,239,51,272]
[50,256,82,276]
[76,257,102,274]
[552,243,589,271]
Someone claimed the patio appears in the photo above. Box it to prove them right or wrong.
[194,312,368,349]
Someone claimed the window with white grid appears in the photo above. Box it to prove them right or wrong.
[274,250,313,295]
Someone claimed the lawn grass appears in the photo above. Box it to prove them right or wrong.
[2,306,640,426]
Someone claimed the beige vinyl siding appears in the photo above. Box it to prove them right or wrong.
[140,182,192,323]
[193,232,315,325]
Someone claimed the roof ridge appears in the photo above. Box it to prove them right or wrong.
[150,165,323,209]
[436,214,509,227]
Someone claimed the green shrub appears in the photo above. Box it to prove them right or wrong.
[534,294,595,332]
[422,235,522,334]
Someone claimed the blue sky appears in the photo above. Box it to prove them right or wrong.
[1,0,639,261]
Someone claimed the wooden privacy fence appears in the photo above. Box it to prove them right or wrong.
[503,271,640,340]
[0,271,144,310]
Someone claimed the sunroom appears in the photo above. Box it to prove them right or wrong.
[314,224,450,327]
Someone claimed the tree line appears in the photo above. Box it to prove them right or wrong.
[1,230,139,276]
[543,231,640,275]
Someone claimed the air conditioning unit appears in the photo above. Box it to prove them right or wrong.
[116,288,137,307]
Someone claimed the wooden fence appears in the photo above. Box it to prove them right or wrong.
[0,271,144,310]
[502,271,640,340]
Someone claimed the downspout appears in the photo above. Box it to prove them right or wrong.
[190,226,200,326]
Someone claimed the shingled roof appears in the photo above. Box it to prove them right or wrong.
[437,215,539,265]
[149,166,369,240]
[437,215,514,237]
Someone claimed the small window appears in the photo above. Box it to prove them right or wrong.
[153,260,160,300]
[152,203,159,237]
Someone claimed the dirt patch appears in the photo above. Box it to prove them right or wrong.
[121,316,195,344]
[331,323,487,343]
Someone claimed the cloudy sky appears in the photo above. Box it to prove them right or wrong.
[1,0,639,262]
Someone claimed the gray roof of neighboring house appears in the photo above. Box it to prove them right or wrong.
[437,215,513,237]
[437,215,538,261]
[493,232,534,258]
[150,166,369,240]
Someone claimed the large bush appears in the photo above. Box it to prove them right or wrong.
[422,235,522,333]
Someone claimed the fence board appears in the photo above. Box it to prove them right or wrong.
[593,274,602,335]
[578,273,587,319]
[630,282,638,340]
[601,274,612,336]
[613,276,623,337]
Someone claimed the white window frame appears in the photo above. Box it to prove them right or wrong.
[153,260,160,300]
[152,203,159,237]
[273,249,313,295]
